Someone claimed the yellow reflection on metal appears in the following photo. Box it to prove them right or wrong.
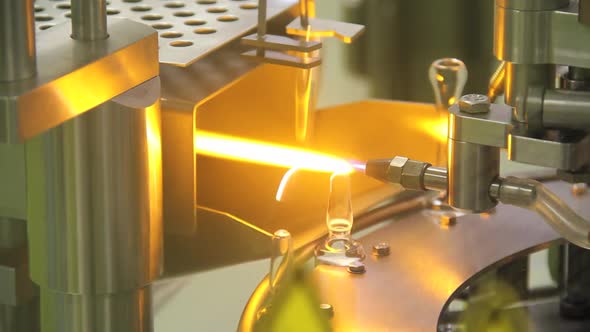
[194,130,353,174]
[448,96,456,106]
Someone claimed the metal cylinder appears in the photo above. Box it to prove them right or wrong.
[26,101,162,331]
[0,0,36,81]
[504,62,551,130]
[424,166,448,191]
[71,0,108,41]
[448,139,500,212]
[496,0,569,10]
[543,89,590,129]
[40,287,152,332]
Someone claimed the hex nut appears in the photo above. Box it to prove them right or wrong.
[319,303,334,318]
[372,243,390,257]
[387,156,408,184]
[346,261,366,274]
[458,94,490,114]
[439,213,457,227]
[400,159,430,190]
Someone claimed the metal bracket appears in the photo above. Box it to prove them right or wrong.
[286,18,365,44]
[0,18,158,143]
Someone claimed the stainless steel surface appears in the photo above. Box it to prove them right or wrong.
[0,0,36,81]
[504,63,550,127]
[508,129,590,170]
[458,94,490,114]
[71,0,108,40]
[495,3,590,68]
[543,89,590,129]
[448,103,512,148]
[26,100,162,331]
[423,166,448,191]
[0,18,158,143]
[286,17,365,43]
[311,181,586,332]
[34,0,298,67]
[41,287,152,332]
[448,139,499,212]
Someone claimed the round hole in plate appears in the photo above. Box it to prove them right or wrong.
[56,3,71,9]
[34,5,45,12]
[173,11,194,17]
[152,22,173,29]
[35,14,54,21]
[170,40,193,47]
[194,27,216,34]
[123,0,142,3]
[39,24,55,30]
[196,0,217,4]
[164,2,185,8]
[107,8,120,15]
[217,15,238,22]
[141,14,163,20]
[239,3,258,9]
[160,31,183,38]
[131,5,152,11]
[185,19,206,26]
[65,12,71,18]
[206,6,227,13]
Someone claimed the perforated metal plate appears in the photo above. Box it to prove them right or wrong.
[33,0,297,67]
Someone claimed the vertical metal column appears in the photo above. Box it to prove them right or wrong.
[70,0,108,40]
[0,0,36,81]
[27,102,162,332]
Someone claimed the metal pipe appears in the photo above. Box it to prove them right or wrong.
[0,0,36,81]
[448,139,499,212]
[543,89,590,129]
[424,166,448,191]
[71,0,108,41]
[504,62,551,129]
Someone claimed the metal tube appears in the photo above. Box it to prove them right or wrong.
[504,62,551,129]
[543,89,590,129]
[0,0,36,81]
[71,0,108,41]
[448,139,499,212]
[424,166,447,191]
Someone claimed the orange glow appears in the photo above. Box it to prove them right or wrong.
[421,115,449,143]
[194,130,353,174]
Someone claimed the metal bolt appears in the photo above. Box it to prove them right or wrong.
[319,303,334,318]
[372,243,390,257]
[572,183,588,196]
[439,213,457,227]
[346,261,366,274]
[458,94,490,114]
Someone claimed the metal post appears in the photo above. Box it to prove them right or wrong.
[448,139,499,212]
[0,0,36,81]
[26,101,162,332]
[71,0,108,40]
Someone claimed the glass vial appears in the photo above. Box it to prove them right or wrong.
[315,172,365,266]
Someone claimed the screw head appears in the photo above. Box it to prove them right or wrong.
[458,94,490,114]
[572,183,588,196]
[319,303,334,318]
[346,261,366,274]
[372,243,390,257]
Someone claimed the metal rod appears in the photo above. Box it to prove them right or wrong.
[71,0,108,41]
[543,89,590,129]
[0,0,36,81]
[299,0,310,27]
[424,166,448,191]
[256,0,267,56]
